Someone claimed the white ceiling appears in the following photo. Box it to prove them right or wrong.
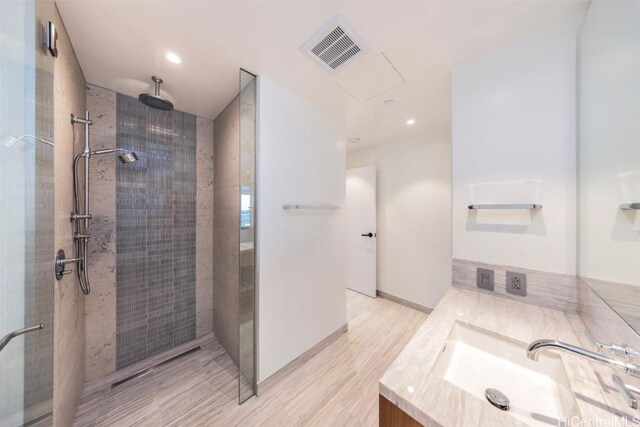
[57,0,589,152]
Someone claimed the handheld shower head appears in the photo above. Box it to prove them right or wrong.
[118,152,138,164]
[90,148,139,164]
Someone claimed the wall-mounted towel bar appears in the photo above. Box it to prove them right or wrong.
[282,204,340,210]
[620,203,640,210]
[468,204,542,210]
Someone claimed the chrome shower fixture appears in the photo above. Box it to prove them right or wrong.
[56,112,138,294]
[139,76,174,111]
[91,148,139,164]
[119,152,139,164]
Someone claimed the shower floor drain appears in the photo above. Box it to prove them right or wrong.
[111,346,201,389]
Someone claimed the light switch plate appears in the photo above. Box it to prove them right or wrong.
[476,268,494,291]
[506,271,527,296]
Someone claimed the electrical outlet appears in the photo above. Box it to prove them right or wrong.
[476,268,494,291]
[506,271,526,296]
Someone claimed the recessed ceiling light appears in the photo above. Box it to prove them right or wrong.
[166,52,181,64]
[383,99,394,106]
[406,119,415,126]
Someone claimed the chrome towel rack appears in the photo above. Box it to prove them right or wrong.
[468,204,542,210]
[282,204,340,210]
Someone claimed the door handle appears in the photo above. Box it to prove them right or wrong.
[0,323,44,352]
[361,233,374,238]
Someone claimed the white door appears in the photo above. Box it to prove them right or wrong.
[346,166,377,297]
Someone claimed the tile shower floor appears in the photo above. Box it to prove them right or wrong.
[73,290,427,426]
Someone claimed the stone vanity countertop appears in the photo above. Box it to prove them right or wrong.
[379,287,638,426]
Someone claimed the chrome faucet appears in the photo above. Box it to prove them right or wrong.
[527,338,640,409]
[527,339,640,378]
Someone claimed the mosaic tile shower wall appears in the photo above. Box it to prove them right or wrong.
[115,94,197,368]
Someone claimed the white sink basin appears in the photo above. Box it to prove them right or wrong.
[431,322,578,426]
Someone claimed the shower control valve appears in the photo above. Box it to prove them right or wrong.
[55,249,81,280]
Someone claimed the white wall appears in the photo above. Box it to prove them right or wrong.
[452,14,583,275]
[579,0,640,285]
[347,138,452,309]
[257,77,347,383]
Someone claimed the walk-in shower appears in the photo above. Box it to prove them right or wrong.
[55,111,138,294]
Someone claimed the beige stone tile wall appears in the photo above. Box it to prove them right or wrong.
[196,117,215,338]
[84,84,118,382]
[52,5,86,426]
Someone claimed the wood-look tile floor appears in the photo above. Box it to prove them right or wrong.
[73,290,427,427]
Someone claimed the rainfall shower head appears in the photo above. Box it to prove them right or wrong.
[139,76,174,111]
[118,152,138,164]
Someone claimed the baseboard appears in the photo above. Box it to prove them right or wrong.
[377,290,433,314]
[256,323,348,396]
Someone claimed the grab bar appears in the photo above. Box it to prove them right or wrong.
[0,323,44,352]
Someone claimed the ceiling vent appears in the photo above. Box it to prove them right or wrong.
[301,15,369,74]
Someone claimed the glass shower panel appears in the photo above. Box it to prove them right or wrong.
[238,69,257,403]
[0,1,55,425]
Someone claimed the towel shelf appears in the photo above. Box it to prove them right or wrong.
[282,204,340,210]
[620,203,640,210]
[468,204,542,210]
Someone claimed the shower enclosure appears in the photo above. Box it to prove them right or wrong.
[70,68,258,408]
[1,1,55,425]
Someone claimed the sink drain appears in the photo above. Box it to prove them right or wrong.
[485,388,510,411]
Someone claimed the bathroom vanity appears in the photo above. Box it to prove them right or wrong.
[381,0,640,424]
[379,288,638,426]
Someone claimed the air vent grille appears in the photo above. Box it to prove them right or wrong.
[301,15,368,74]
[312,28,361,70]
[330,44,361,69]
[311,27,345,55]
